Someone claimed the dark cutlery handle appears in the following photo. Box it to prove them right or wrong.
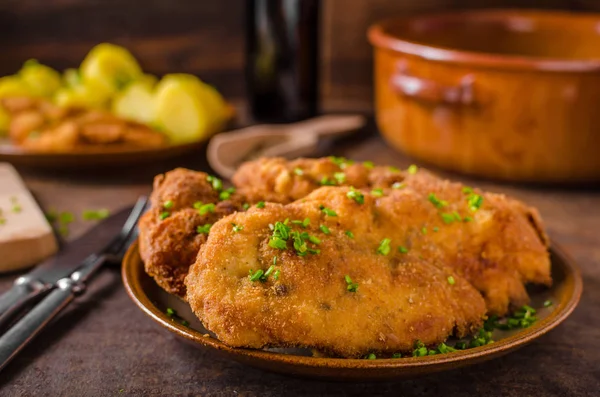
[0,280,51,327]
[0,279,78,371]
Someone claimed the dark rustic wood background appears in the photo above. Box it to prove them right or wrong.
[0,0,599,111]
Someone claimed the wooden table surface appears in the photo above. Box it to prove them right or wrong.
[1,124,599,396]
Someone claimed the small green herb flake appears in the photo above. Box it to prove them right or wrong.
[392,182,406,189]
[256,201,265,209]
[196,203,215,215]
[320,176,336,186]
[308,235,321,245]
[58,224,69,237]
[463,216,473,223]
[82,209,110,221]
[363,161,374,169]
[447,276,456,285]
[347,188,365,204]
[398,246,408,254]
[333,172,346,184]
[181,320,189,327]
[273,256,277,265]
[371,188,384,197]
[264,265,275,278]
[249,269,264,282]
[11,204,22,213]
[452,211,462,222]
[197,224,212,234]
[345,275,359,292]
[407,164,418,174]
[294,167,304,176]
[433,226,439,232]
[219,191,232,201]
[392,353,402,358]
[163,200,174,210]
[320,206,338,217]
[59,211,74,224]
[292,218,311,228]
[377,238,391,255]
[159,211,170,220]
[462,187,474,194]
[242,203,250,210]
[441,213,455,224]
[166,307,175,317]
[345,230,354,239]
[366,353,376,360]
[45,209,58,223]
[389,166,400,173]
[0,218,5,225]
[428,193,448,209]
[330,156,353,169]
[421,227,427,235]
[467,193,484,211]
[543,300,553,307]
[273,270,281,280]
[320,225,331,235]
[206,175,223,191]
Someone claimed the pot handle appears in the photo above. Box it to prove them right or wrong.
[390,62,476,106]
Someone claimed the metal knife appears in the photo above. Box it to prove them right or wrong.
[0,203,143,328]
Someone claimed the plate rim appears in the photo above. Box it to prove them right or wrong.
[122,240,583,371]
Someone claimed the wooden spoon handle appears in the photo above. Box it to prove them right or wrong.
[287,114,366,137]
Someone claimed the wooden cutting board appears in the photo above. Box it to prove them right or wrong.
[0,163,58,272]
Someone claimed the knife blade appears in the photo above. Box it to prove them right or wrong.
[0,205,137,320]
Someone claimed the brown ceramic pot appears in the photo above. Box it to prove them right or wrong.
[368,10,600,183]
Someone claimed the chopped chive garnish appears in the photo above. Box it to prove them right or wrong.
[377,238,391,255]
[441,213,455,224]
[242,203,250,210]
[398,246,408,254]
[59,211,74,224]
[320,206,338,217]
[232,223,243,232]
[462,187,474,194]
[166,307,175,317]
[159,211,170,220]
[256,201,265,208]
[294,167,304,176]
[345,230,354,238]
[467,194,484,211]
[320,225,331,234]
[163,200,174,209]
[371,188,384,197]
[292,218,311,228]
[428,193,448,209]
[433,226,439,232]
[366,353,376,360]
[347,188,365,204]
[447,276,456,285]
[0,218,5,225]
[452,211,462,222]
[269,238,287,250]
[392,353,402,358]
[407,164,418,174]
[308,235,321,245]
[11,205,20,213]
[196,203,215,215]
[181,320,189,327]
[249,269,264,282]
[392,182,405,189]
[320,176,336,186]
[273,270,281,280]
[196,224,212,234]
[82,209,110,221]
[333,172,346,184]
[363,161,374,169]
[264,265,275,278]
[463,216,473,222]
[389,166,400,172]
[206,175,223,191]
[273,256,277,265]
[330,156,353,169]
[345,275,358,292]
[543,300,553,307]
[421,227,427,234]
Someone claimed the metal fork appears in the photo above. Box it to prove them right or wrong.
[0,197,147,371]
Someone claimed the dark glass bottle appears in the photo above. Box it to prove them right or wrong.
[246,0,320,122]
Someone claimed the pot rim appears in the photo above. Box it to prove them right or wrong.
[367,9,600,72]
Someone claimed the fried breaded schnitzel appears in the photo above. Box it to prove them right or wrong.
[138,168,246,297]
[185,187,487,357]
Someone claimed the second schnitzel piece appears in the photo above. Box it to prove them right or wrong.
[185,188,486,357]
[139,168,247,297]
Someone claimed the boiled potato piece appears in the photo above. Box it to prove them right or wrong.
[111,75,157,124]
[63,68,82,89]
[154,75,213,144]
[19,59,62,97]
[80,43,142,96]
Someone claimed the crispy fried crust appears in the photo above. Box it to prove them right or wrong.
[139,168,245,297]
[185,188,487,357]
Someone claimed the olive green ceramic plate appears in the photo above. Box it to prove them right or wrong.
[122,240,582,381]
[0,138,206,168]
